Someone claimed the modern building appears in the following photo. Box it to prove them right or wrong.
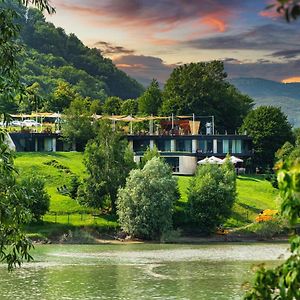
[128,134,252,175]
[7,114,253,175]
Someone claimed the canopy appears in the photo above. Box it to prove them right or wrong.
[222,156,244,164]
[197,156,223,165]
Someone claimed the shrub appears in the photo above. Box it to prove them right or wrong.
[188,160,236,234]
[18,176,50,222]
[117,157,178,240]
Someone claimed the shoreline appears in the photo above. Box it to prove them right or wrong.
[31,233,290,245]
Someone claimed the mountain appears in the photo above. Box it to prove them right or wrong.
[229,77,300,128]
[2,2,144,113]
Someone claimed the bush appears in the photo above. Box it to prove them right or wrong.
[117,157,178,240]
[188,160,236,234]
[18,176,50,222]
[253,219,289,239]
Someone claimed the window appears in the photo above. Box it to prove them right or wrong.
[207,140,213,153]
[198,140,207,153]
[217,140,223,153]
[164,157,179,172]
[156,139,171,151]
[176,139,192,152]
[133,140,150,152]
[223,139,229,153]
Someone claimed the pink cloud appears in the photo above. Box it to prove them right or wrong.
[52,0,239,37]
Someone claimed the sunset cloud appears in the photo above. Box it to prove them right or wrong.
[51,0,247,43]
[187,24,300,51]
[46,0,300,84]
[282,77,300,83]
[94,41,135,56]
[113,55,176,86]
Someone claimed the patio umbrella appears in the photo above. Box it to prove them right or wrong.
[207,156,223,164]
[222,156,244,164]
[197,157,210,164]
[198,156,223,164]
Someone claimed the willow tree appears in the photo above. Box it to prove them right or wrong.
[0,0,54,269]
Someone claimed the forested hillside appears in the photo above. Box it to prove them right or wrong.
[230,77,300,127]
[5,1,144,113]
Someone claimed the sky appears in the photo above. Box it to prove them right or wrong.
[46,0,300,85]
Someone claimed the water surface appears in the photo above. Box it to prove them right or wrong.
[0,243,289,300]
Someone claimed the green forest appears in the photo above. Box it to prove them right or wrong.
[4,1,144,114]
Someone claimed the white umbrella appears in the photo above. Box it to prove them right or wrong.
[197,157,210,164]
[222,156,244,164]
[198,156,223,164]
[208,156,223,164]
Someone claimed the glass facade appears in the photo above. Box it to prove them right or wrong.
[176,139,192,152]
[223,139,229,153]
[133,140,150,152]
[156,139,171,151]
[131,137,247,155]
[164,157,180,172]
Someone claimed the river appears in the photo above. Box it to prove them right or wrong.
[0,243,289,300]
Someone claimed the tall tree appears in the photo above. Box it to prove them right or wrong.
[240,106,293,169]
[49,80,78,112]
[120,98,138,116]
[102,96,122,115]
[162,61,253,132]
[117,157,178,240]
[79,121,135,212]
[138,79,162,115]
[0,0,54,269]
[188,160,236,234]
[62,97,96,151]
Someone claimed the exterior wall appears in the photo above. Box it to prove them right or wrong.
[178,156,197,175]
[134,154,197,175]
[5,133,16,151]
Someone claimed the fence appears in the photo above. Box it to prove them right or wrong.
[42,212,108,226]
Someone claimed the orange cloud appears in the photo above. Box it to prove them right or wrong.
[116,63,148,69]
[202,16,226,32]
[259,10,279,19]
[282,77,300,83]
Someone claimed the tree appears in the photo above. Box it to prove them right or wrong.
[18,175,50,222]
[240,106,293,169]
[49,80,78,112]
[275,141,295,161]
[62,97,96,151]
[162,61,253,132]
[188,160,236,234]
[0,0,54,270]
[102,96,122,115]
[18,82,42,113]
[117,157,178,240]
[139,145,160,169]
[0,129,33,269]
[244,158,300,299]
[138,79,162,115]
[79,121,135,212]
[120,98,138,115]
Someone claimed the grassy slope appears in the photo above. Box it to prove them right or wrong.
[15,152,87,213]
[15,153,279,235]
[176,174,279,228]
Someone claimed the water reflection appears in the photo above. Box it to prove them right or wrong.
[0,243,289,300]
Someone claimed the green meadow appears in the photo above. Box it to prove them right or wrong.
[15,152,279,237]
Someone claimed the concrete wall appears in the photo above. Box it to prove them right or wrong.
[178,156,197,175]
[134,154,197,175]
[5,133,16,151]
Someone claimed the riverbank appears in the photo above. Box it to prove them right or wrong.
[28,225,290,245]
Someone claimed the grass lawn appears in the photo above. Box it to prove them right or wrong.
[176,174,279,228]
[15,152,279,237]
[15,152,89,213]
